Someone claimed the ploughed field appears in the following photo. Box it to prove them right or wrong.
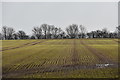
[1,39,118,78]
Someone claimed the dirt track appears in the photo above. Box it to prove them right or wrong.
[71,39,79,65]
[80,40,116,64]
[1,40,48,52]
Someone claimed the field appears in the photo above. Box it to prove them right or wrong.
[1,39,118,78]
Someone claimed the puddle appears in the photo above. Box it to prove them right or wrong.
[96,64,114,68]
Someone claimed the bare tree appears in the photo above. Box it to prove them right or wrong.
[53,27,59,38]
[1,24,118,40]
[116,26,120,38]
[108,32,117,38]
[96,30,102,38]
[102,28,109,38]
[41,24,48,39]
[58,31,66,39]
[0,33,2,40]
[87,31,96,38]
[66,24,79,38]
[58,28,63,35]
[46,25,58,39]
[13,33,18,40]
[32,27,42,39]
[79,25,87,38]
[17,30,27,39]
[2,26,15,40]
[57,28,64,39]
[7,27,15,40]
[2,26,7,40]
[47,25,52,39]
[49,25,55,39]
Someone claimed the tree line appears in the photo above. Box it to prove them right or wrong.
[0,24,120,40]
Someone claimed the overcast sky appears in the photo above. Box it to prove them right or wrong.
[2,2,118,35]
